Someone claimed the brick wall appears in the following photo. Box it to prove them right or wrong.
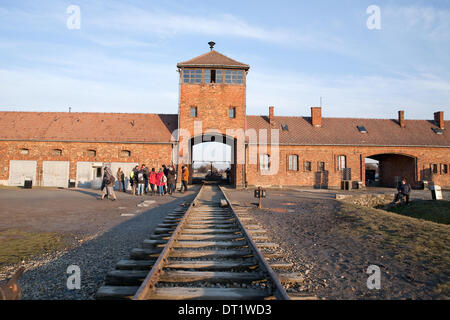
[245,145,450,189]
[0,141,173,185]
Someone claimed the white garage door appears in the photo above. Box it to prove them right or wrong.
[43,161,70,188]
[9,160,37,186]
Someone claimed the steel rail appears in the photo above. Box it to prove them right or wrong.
[219,185,290,300]
[132,184,205,300]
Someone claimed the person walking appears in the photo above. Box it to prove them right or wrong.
[179,166,189,193]
[117,167,126,192]
[167,166,176,195]
[156,168,165,196]
[149,168,157,196]
[137,167,145,196]
[394,177,412,204]
[100,167,117,201]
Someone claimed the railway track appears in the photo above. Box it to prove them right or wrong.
[96,184,297,300]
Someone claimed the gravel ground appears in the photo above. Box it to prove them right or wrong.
[0,186,199,300]
[224,187,450,300]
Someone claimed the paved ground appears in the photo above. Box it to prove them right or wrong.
[224,187,450,300]
[0,185,199,299]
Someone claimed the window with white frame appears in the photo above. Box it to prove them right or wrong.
[337,155,346,171]
[288,155,298,171]
[260,154,270,171]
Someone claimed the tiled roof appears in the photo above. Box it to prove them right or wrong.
[246,116,450,147]
[0,112,178,143]
[1,112,448,147]
[177,50,250,70]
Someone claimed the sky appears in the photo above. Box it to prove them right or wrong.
[0,0,449,122]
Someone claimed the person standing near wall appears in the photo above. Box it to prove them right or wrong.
[149,168,157,196]
[179,166,189,194]
[156,168,164,196]
[143,164,150,194]
[117,168,126,192]
[167,166,176,195]
[137,167,145,196]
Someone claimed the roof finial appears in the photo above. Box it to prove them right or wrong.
[208,41,215,51]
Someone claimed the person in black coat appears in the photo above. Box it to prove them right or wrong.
[394,178,411,204]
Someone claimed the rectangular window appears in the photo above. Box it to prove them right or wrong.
[204,70,211,83]
[96,167,102,178]
[183,69,202,83]
[304,161,312,172]
[229,107,236,118]
[319,162,326,172]
[232,70,244,84]
[431,164,438,174]
[337,156,346,171]
[442,164,448,174]
[225,70,232,84]
[190,107,198,117]
[195,69,202,83]
[260,154,270,171]
[288,155,298,171]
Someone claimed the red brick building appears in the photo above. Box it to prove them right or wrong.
[0,47,449,189]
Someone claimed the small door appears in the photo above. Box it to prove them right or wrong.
[9,160,37,186]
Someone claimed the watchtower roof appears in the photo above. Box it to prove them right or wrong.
[177,50,249,70]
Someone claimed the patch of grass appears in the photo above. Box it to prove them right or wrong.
[335,202,450,297]
[0,229,66,267]
[386,200,450,225]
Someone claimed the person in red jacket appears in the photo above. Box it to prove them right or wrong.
[156,168,165,196]
[148,168,157,196]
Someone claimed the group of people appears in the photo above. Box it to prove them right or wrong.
[111,165,190,198]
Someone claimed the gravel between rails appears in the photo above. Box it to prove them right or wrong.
[4,190,198,300]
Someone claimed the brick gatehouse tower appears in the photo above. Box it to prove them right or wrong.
[176,42,250,187]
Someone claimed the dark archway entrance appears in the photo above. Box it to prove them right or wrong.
[365,153,417,188]
[188,134,237,186]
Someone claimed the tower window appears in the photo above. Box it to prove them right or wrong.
[205,69,220,84]
[190,107,198,117]
[224,70,244,84]
[229,107,236,118]
[183,69,202,84]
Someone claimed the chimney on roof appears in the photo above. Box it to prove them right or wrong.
[311,107,322,127]
[398,110,405,128]
[269,106,274,126]
[434,111,444,129]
